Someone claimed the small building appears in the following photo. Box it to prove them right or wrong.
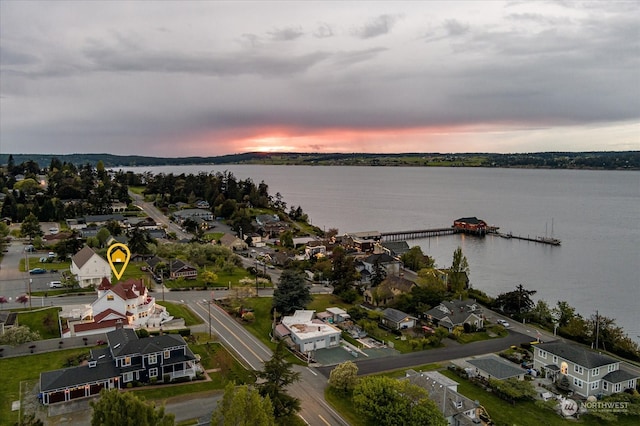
[169,259,198,280]
[467,356,525,381]
[325,307,351,324]
[453,217,487,235]
[219,233,248,251]
[381,307,418,330]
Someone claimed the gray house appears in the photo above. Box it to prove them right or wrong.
[381,308,418,330]
[533,341,639,397]
[424,299,484,332]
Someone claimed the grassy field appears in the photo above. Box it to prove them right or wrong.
[17,307,62,339]
[156,301,203,326]
[0,348,90,425]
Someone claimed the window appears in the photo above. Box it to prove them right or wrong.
[553,355,558,363]
[107,295,114,301]
[123,356,131,367]
[164,350,170,359]
[592,368,599,377]
[608,364,616,373]
[148,354,157,365]
[574,365,583,374]
[603,381,608,391]
[123,372,133,383]
[614,383,621,393]
[573,378,583,388]
[538,349,547,359]
[149,368,158,378]
[629,380,636,389]
[591,382,599,390]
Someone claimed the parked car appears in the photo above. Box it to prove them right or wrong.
[29,268,46,274]
[48,281,63,288]
[24,245,36,252]
[48,252,56,258]
[497,319,510,327]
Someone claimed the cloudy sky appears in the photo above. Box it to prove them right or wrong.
[1,1,638,157]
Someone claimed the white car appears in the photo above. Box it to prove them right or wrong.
[49,281,63,288]
[497,319,510,327]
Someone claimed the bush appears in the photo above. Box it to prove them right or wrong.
[163,374,171,383]
[178,328,191,337]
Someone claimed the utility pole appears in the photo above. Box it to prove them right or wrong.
[208,298,212,340]
[594,310,599,351]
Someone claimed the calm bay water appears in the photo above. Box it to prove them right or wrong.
[127,165,640,340]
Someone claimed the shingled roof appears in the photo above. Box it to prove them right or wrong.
[72,246,100,269]
[536,341,618,369]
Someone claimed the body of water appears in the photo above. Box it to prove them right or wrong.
[126,165,640,341]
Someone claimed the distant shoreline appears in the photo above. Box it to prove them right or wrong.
[2,151,639,170]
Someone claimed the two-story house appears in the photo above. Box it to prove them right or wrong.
[358,252,401,283]
[40,327,197,405]
[363,275,416,307]
[70,246,111,288]
[533,341,639,397]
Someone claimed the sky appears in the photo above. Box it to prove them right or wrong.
[1,1,639,157]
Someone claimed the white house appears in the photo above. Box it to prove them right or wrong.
[70,246,111,288]
[92,278,172,329]
[277,310,341,354]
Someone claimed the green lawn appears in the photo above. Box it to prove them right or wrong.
[17,307,62,339]
[0,348,89,425]
[438,369,634,426]
[306,294,352,313]
[156,301,203,326]
[164,267,253,290]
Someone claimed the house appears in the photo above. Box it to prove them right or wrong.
[404,370,480,425]
[146,256,198,280]
[380,241,410,257]
[276,310,341,354]
[345,231,381,252]
[324,307,351,324]
[219,233,248,251]
[173,208,213,222]
[453,217,487,235]
[305,242,326,260]
[467,356,525,381]
[169,259,198,280]
[70,246,111,288]
[381,308,418,330]
[40,327,197,405]
[363,275,416,307]
[359,253,401,283]
[83,214,127,227]
[424,299,484,332]
[533,341,639,397]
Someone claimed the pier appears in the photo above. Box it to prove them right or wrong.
[490,231,561,246]
[380,228,457,242]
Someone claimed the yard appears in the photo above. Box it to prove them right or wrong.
[16,307,62,339]
[156,301,203,327]
[0,339,252,425]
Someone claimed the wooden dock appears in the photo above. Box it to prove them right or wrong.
[490,231,561,246]
[380,228,456,242]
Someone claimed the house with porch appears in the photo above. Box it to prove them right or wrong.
[424,299,484,332]
[219,233,248,251]
[533,341,639,397]
[70,246,111,288]
[40,327,197,405]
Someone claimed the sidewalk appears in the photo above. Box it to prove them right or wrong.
[0,333,108,358]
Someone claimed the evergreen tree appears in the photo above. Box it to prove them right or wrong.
[256,341,301,419]
[20,213,43,242]
[272,269,311,315]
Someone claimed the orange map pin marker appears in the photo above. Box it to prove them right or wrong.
[107,243,131,281]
